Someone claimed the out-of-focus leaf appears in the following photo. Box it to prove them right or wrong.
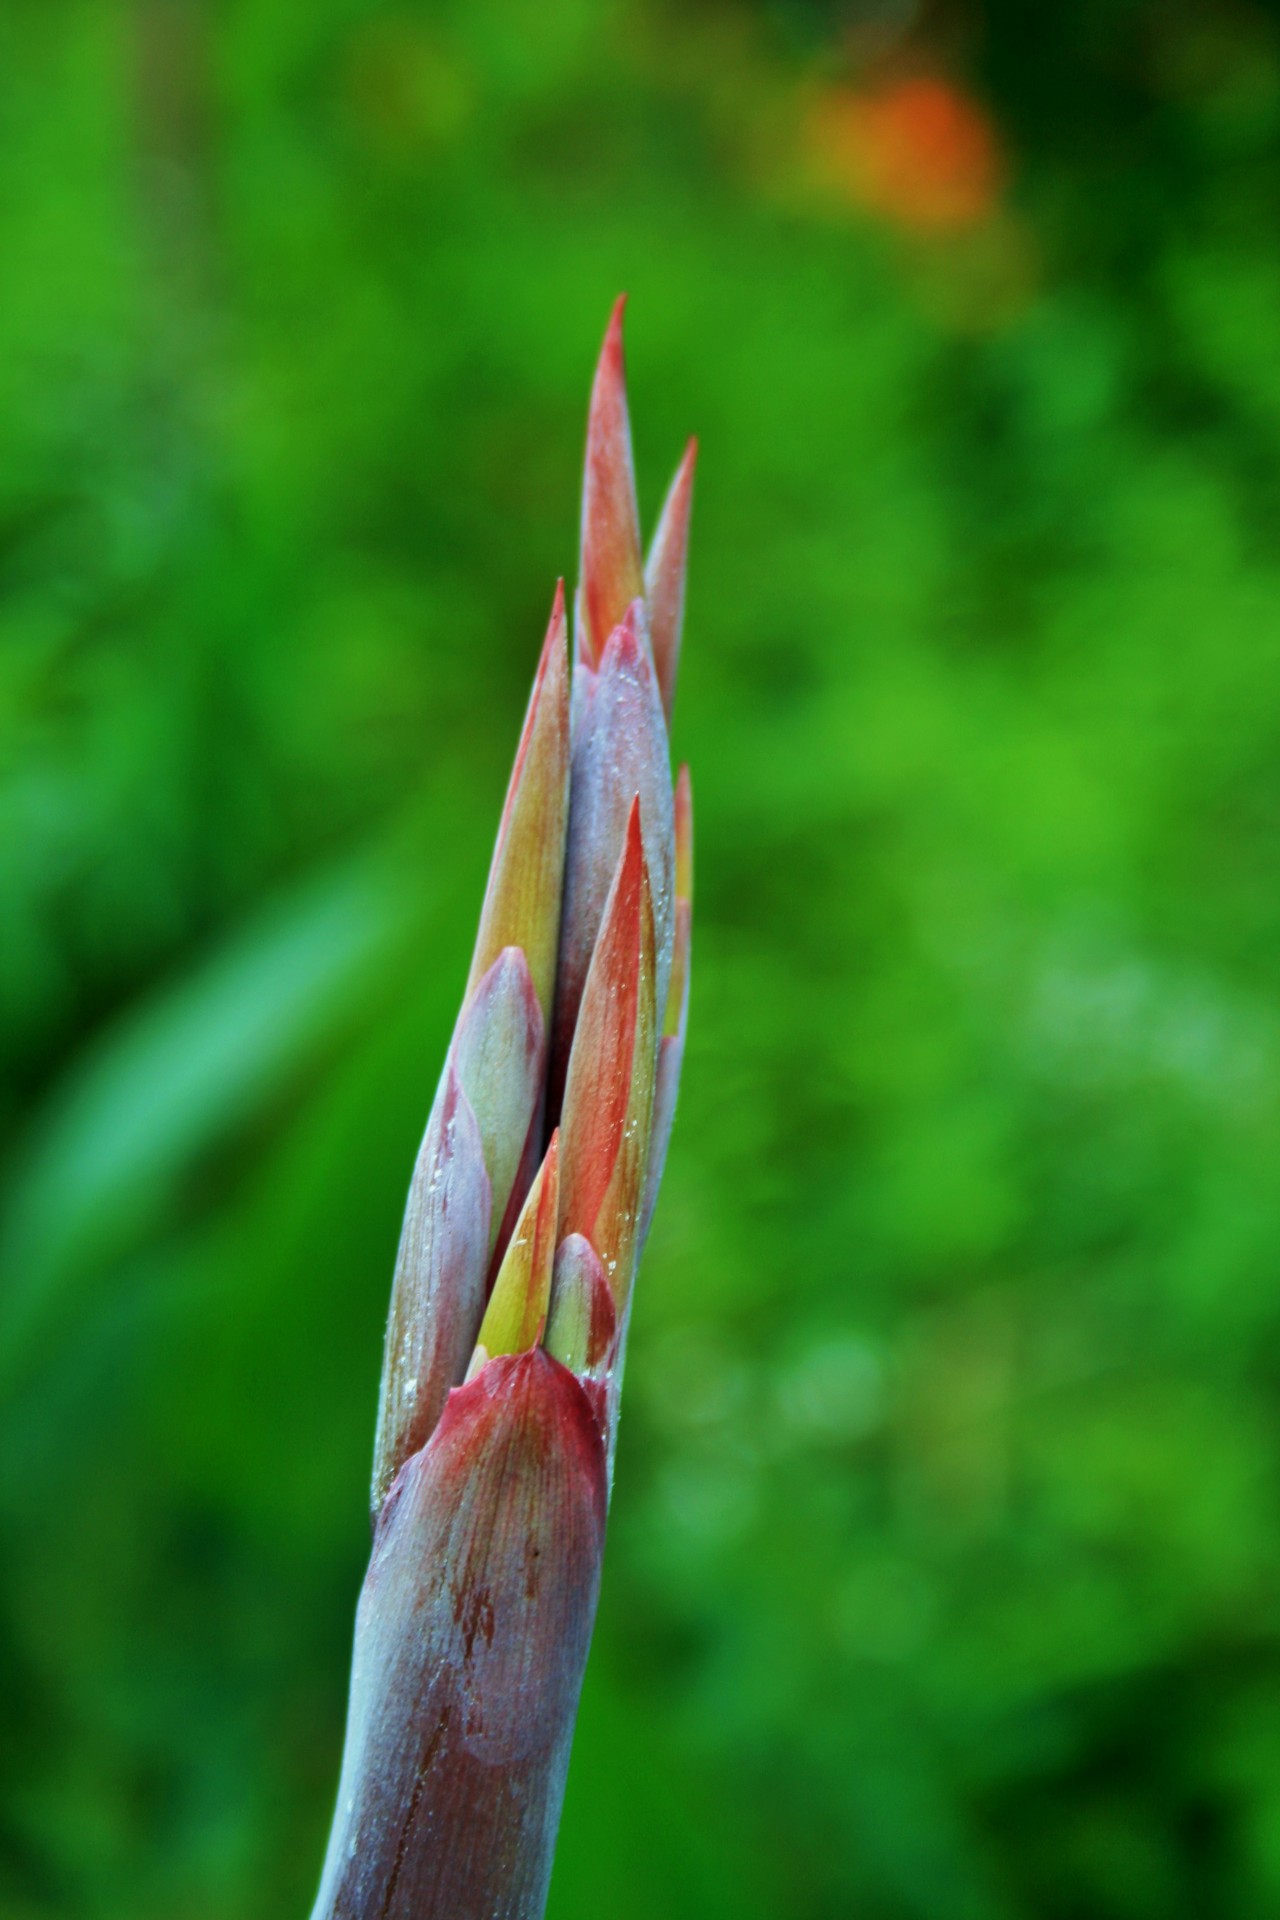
[0,855,416,1388]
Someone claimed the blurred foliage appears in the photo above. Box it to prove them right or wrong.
[5,0,1280,1916]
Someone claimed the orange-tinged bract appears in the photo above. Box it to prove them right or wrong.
[558,801,657,1312]
[312,304,695,1920]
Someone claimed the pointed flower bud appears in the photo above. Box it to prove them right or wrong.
[644,438,697,723]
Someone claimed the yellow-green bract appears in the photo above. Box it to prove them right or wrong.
[311,300,695,1920]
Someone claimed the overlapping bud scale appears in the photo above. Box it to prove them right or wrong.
[312,305,695,1920]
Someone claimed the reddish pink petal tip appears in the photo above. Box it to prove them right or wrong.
[579,301,643,670]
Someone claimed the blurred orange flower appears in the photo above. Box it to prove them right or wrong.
[807,75,1004,232]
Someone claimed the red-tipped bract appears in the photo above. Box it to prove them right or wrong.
[577,296,643,670]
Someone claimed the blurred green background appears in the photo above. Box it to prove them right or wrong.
[5,1,1280,1915]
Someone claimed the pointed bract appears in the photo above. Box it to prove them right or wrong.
[644,439,697,722]
[551,603,674,1109]
[473,1134,560,1365]
[467,588,570,1028]
[372,1065,492,1515]
[313,1353,606,1920]
[454,948,545,1254]
[559,804,657,1310]
[577,298,643,670]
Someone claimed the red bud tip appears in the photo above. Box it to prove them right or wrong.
[579,298,644,670]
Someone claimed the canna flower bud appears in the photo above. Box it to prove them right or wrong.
[312,301,696,1920]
